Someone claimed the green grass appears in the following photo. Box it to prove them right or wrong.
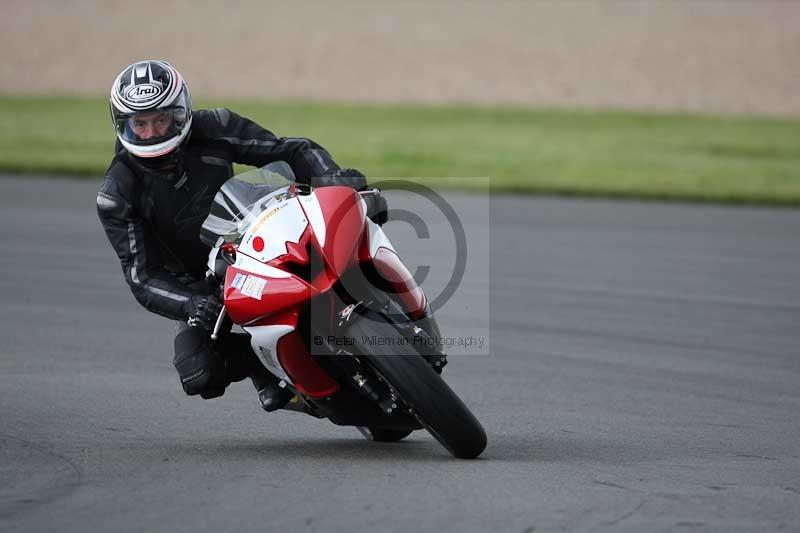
[1,95,799,204]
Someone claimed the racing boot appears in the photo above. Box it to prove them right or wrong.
[214,332,291,411]
[250,368,293,413]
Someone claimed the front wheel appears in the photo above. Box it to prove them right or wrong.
[347,312,487,459]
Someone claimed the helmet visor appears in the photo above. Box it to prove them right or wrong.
[111,91,190,147]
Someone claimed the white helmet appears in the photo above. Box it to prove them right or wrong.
[109,60,192,159]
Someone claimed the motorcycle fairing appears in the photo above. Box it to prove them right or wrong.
[311,186,366,278]
[297,193,326,246]
[245,316,341,399]
[238,197,308,263]
[246,324,294,383]
[208,178,426,399]
[224,262,317,325]
[359,219,427,319]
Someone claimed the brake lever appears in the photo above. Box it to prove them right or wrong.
[210,306,227,341]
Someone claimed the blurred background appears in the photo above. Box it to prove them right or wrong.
[1,0,799,202]
[4,0,800,114]
[3,4,800,529]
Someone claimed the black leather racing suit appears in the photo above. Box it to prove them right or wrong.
[96,107,368,320]
[96,108,369,398]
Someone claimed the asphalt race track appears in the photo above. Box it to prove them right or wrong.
[1,176,799,532]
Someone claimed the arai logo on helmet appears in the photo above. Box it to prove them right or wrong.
[125,83,162,103]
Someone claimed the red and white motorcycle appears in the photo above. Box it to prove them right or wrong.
[200,162,486,459]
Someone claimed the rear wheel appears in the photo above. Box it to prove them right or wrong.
[347,312,487,459]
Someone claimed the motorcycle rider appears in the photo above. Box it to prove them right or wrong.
[97,60,386,411]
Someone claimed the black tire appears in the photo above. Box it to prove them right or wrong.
[368,428,413,442]
[347,312,487,459]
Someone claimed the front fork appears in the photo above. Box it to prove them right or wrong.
[407,303,448,373]
[335,297,448,373]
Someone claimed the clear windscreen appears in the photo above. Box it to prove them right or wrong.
[200,161,297,247]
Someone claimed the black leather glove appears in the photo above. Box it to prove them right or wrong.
[364,193,388,226]
[330,168,369,189]
[314,168,388,224]
[186,294,222,331]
